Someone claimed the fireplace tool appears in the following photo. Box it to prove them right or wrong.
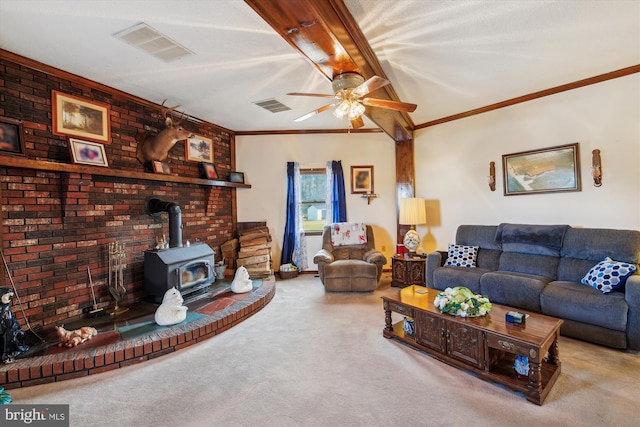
[87,266,105,317]
[108,241,129,316]
[1,249,46,347]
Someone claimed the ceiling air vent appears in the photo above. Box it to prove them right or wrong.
[113,22,194,62]
[253,98,292,113]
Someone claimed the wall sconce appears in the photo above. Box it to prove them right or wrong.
[361,192,378,204]
[592,149,602,187]
[488,161,496,191]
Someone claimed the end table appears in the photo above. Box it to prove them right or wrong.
[391,255,426,288]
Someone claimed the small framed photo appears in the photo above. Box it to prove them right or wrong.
[185,135,214,163]
[351,165,374,194]
[52,91,111,144]
[199,162,218,179]
[152,161,172,174]
[229,171,244,184]
[68,138,109,167]
[0,117,25,155]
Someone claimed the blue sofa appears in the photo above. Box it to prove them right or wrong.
[426,224,640,350]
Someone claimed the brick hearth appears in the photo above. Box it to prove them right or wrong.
[0,277,275,389]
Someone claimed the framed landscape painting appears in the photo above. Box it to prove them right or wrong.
[185,135,213,163]
[502,143,580,196]
[52,91,111,143]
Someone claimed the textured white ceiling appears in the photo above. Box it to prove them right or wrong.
[0,0,638,133]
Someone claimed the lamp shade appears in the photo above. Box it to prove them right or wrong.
[399,198,426,225]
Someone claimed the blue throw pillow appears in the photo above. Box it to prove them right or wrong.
[581,257,637,293]
[444,244,479,268]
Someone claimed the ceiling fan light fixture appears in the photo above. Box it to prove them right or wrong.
[333,100,351,119]
[333,99,365,120]
[348,102,365,120]
[289,72,414,125]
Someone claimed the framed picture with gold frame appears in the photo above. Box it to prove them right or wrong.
[52,90,111,144]
[185,134,213,163]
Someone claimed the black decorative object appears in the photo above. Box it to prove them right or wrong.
[229,171,244,183]
[0,287,28,363]
[199,162,217,179]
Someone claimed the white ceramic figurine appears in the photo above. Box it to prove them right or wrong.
[154,287,188,326]
[230,266,253,294]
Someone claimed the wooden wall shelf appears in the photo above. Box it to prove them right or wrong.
[0,156,251,188]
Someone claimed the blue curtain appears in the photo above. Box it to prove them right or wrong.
[281,162,308,269]
[281,162,296,265]
[330,160,347,222]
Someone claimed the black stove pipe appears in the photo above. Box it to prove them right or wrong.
[145,196,183,248]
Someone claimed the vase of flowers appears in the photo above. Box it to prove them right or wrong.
[433,286,492,317]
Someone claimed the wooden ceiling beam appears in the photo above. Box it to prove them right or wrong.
[245,0,414,142]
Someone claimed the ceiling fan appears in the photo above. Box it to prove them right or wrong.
[288,72,417,128]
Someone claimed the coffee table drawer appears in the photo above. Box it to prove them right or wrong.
[387,301,414,317]
[485,333,541,361]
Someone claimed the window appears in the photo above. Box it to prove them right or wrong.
[300,168,327,233]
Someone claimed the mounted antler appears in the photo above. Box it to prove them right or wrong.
[136,100,194,168]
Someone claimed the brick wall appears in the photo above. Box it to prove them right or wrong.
[0,51,237,328]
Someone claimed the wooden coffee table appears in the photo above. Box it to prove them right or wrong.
[382,285,563,405]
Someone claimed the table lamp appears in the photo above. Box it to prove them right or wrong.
[399,197,427,255]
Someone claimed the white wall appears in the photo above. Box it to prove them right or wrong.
[236,74,640,269]
[414,74,640,252]
[235,132,398,270]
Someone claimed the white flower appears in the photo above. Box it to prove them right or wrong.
[433,286,491,317]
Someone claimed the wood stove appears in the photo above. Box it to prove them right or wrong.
[143,197,216,303]
[144,243,215,303]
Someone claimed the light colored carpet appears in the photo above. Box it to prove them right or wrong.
[10,274,640,427]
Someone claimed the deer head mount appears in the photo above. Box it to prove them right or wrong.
[136,100,194,168]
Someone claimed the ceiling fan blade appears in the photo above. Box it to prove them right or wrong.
[287,92,336,98]
[350,116,365,129]
[352,76,390,98]
[362,98,417,113]
[293,102,337,122]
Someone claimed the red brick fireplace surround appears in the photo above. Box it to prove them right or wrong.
[0,50,248,336]
[0,278,275,389]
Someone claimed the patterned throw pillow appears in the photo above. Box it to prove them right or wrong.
[581,257,637,293]
[444,244,479,268]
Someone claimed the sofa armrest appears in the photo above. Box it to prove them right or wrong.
[364,249,387,266]
[426,250,447,288]
[625,274,640,350]
[313,249,334,265]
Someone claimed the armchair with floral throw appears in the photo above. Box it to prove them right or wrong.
[313,223,387,292]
